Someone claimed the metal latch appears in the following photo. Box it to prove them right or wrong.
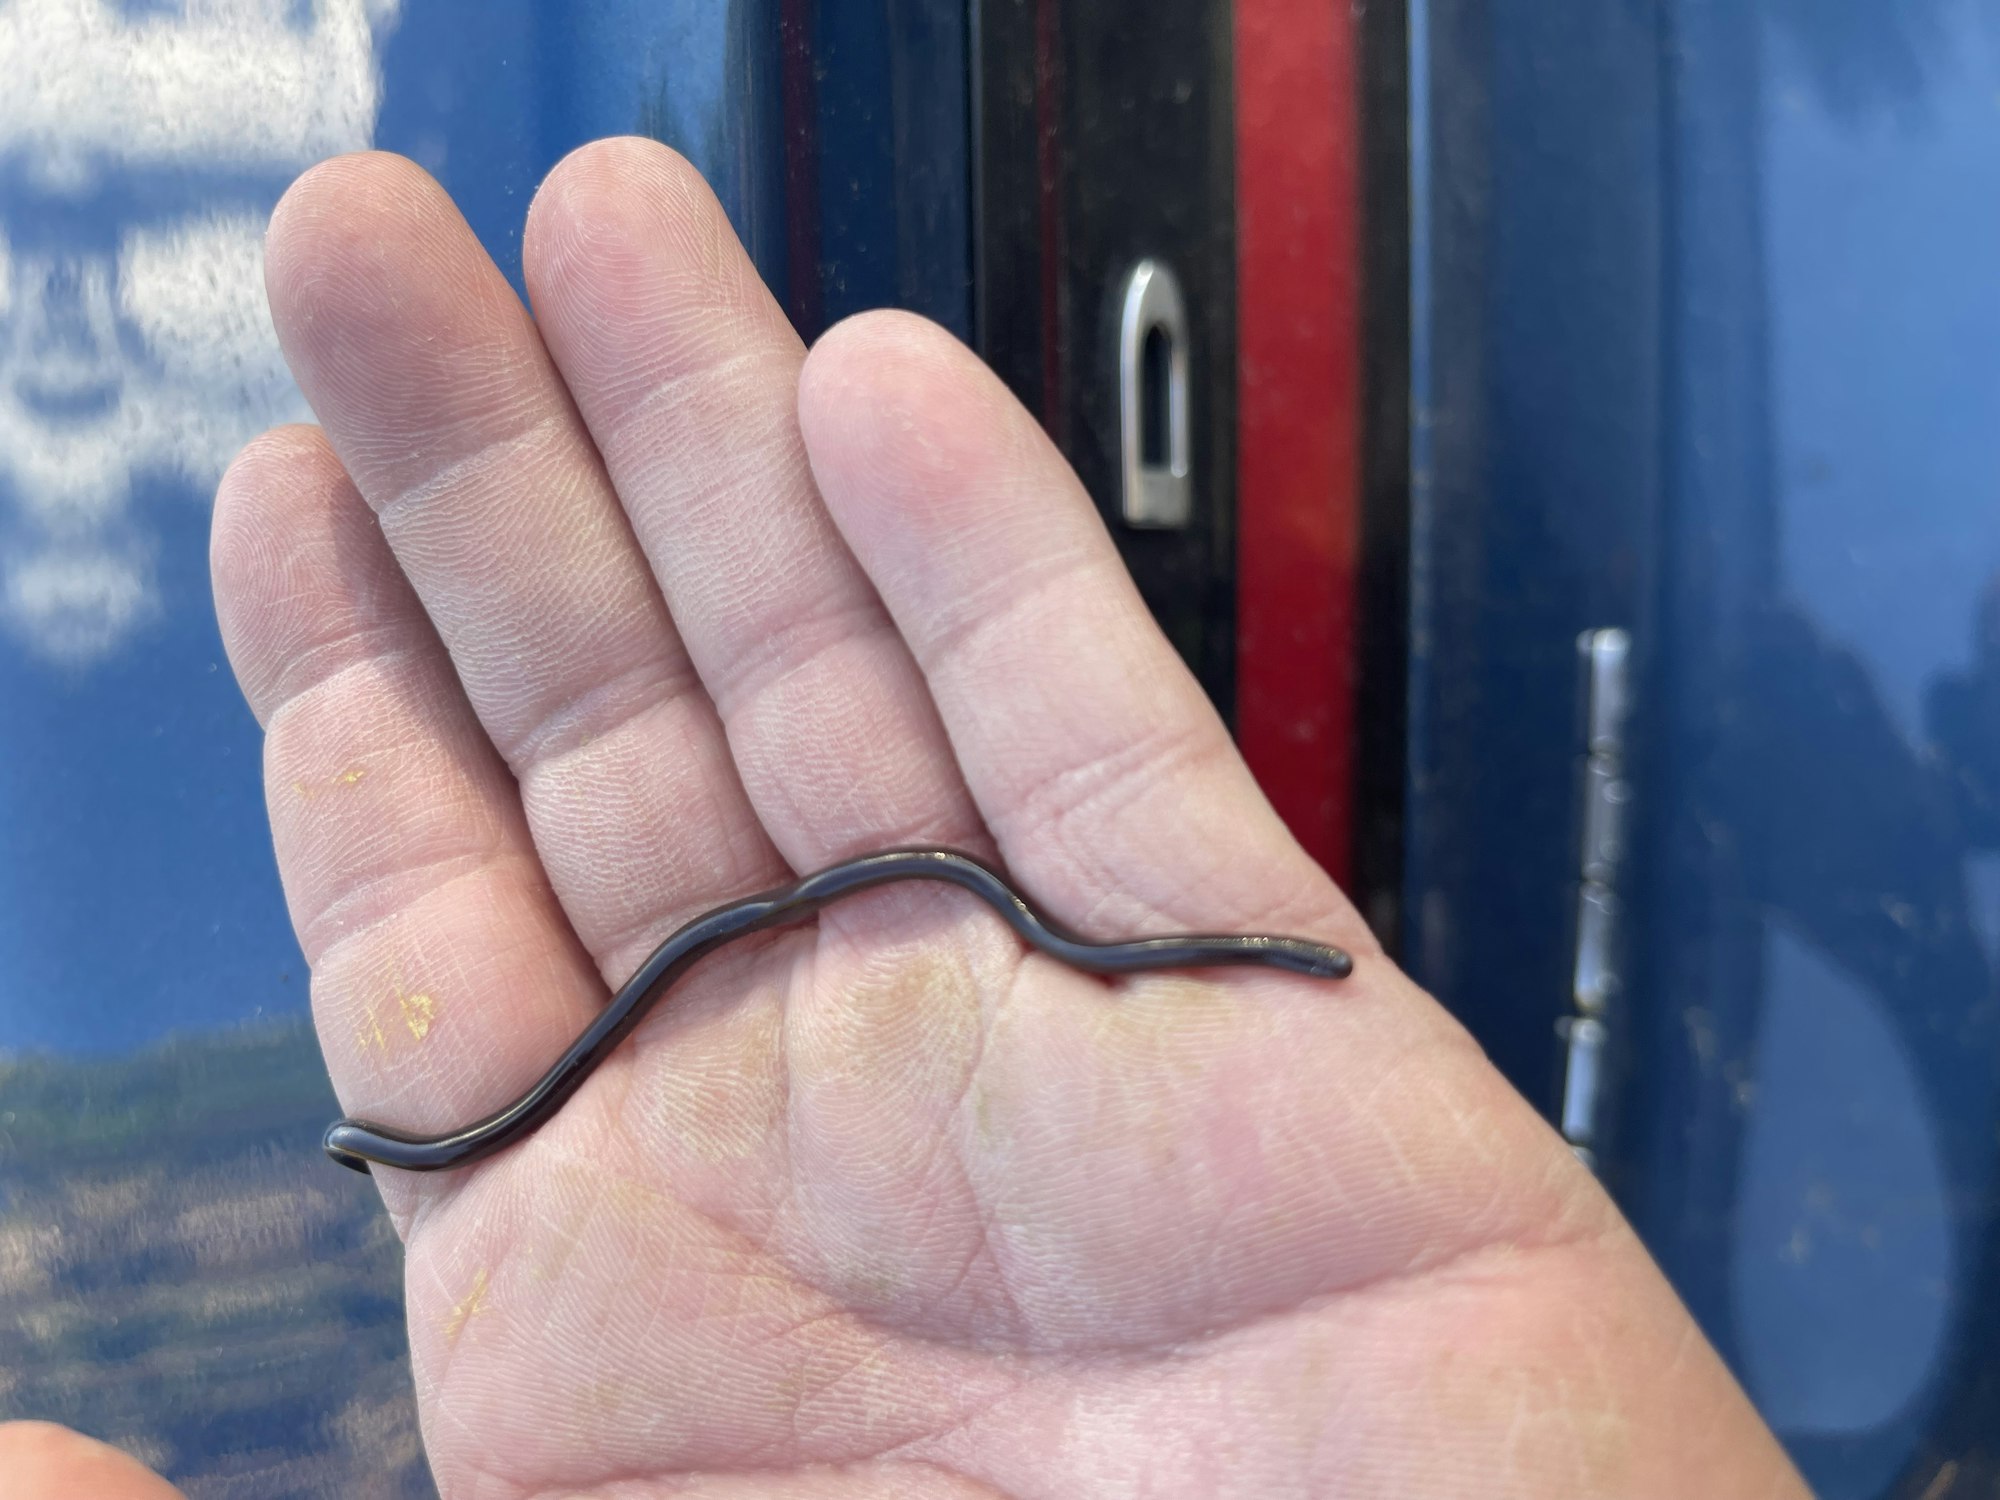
[1115,259,1193,529]
[1562,628,1631,1170]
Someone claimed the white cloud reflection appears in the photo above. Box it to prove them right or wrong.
[0,0,399,665]
[0,0,400,189]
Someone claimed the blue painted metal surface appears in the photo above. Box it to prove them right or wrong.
[1411,1,2000,1492]
[0,3,967,1490]
[1404,0,1665,1110]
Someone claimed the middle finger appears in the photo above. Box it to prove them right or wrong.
[264,152,785,979]
[522,138,987,873]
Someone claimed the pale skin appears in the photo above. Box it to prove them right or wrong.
[1,141,1812,1499]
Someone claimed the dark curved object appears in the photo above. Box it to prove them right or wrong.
[325,847,1354,1174]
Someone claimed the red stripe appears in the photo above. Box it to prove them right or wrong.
[1233,0,1362,883]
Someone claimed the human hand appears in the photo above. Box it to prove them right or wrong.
[197,141,1807,1499]
[0,1422,186,1500]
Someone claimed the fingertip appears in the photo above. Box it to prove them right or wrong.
[523,134,770,335]
[0,1422,185,1499]
[528,135,711,242]
[799,310,1042,540]
[261,151,501,417]
[211,425,340,711]
[798,308,975,427]
[264,150,448,297]
[209,422,415,727]
[211,422,343,589]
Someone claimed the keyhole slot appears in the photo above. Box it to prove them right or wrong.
[1140,322,1172,470]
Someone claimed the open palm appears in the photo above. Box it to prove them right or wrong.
[209,142,1802,1500]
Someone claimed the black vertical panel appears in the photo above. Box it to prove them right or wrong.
[1056,7,1237,709]
[971,0,1238,712]
[1406,0,1664,1118]
[970,0,1049,423]
[1353,0,1413,949]
[802,0,973,341]
[1622,0,1771,1369]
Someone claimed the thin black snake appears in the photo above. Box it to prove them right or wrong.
[324,847,1353,1174]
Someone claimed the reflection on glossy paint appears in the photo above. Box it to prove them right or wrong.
[1765,0,2000,746]
[0,1020,430,1496]
[1737,5,2000,1489]
[0,5,429,1492]
[1734,926,1952,1453]
[0,0,399,664]
[1,0,397,182]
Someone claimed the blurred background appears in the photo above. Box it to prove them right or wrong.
[0,1,1995,1495]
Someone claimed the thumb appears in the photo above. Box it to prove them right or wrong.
[0,1423,186,1500]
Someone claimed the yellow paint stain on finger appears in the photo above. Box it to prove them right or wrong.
[293,765,370,801]
[399,990,435,1041]
[442,1268,489,1341]
[355,973,438,1055]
